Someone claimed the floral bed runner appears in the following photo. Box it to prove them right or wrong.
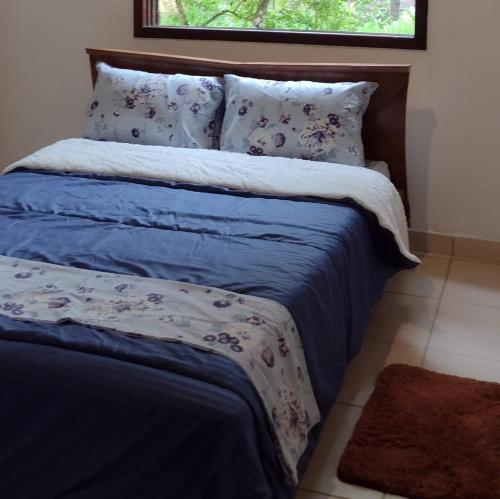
[0,255,320,484]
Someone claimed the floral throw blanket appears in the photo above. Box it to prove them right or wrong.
[0,255,320,483]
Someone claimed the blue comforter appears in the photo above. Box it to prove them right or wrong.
[0,169,414,499]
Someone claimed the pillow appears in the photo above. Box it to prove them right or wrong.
[221,74,378,166]
[84,63,224,149]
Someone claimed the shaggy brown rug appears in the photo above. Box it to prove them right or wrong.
[338,364,500,499]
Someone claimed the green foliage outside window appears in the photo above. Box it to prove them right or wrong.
[158,0,416,36]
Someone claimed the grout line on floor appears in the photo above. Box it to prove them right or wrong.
[298,486,349,498]
[421,257,453,366]
[359,333,427,351]
[452,255,500,267]
[336,401,364,409]
[425,347,500,365]
[435,296,500,312]
[385,289,441,300]
[384,290,441,301]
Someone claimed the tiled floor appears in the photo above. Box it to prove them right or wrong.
[296,254,500,499]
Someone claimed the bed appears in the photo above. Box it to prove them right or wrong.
[0,49,417,499]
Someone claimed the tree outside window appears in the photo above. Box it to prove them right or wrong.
[136,0,428,49]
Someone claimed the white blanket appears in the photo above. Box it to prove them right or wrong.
[5,138,419,264]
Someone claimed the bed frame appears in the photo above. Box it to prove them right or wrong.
[86,48,411,218]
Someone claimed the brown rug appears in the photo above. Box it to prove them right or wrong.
[338,364,500,499]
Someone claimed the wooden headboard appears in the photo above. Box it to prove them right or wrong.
[87,48,411,217]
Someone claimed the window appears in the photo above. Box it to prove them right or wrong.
[135,0,428,50]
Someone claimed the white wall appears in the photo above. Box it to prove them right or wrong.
[1,0,500,241]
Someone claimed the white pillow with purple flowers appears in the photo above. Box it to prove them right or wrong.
[84,63,224,149]
[221,74,378,166]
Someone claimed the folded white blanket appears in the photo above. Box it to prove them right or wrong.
[5,139,419,264]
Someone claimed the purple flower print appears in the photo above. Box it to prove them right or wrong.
[213,300,231,309]
[190,103,201,114]
[203,334,217,342]
[248,146,264,156]
[311,130,329,143]
[279,113,291,124]
[297,366,304,382]
[257,116,269,128]
[2,302,25,315]
[261,347,275,368]
[303,104,315,116]
[15,272,32,279]
[238,105,248,116]
[114,302,132,313]
[218,333,231,344]
[299,153,315,161]
[246,315,265,327]
[77,287,94,294]
[220,336,242,352]
[48,297,71,309]
[148,108,157,119]
[300,119,336,153]
[125,97,135,109]
[115,284,129,293]
[131,128,140,138]
[324,87,333,95]
[304,409,311,428]
[176,84,188,96]
[290,407,299,430]
[272,408,279,424]
[201,79,214,91]
[90,100,99,110]
[328,113,341,128]
[147,293,163,304]
[278,337,289,358]
[274,133,286,148]
[168,102,179,111]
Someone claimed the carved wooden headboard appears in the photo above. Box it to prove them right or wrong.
[87,48,411,217]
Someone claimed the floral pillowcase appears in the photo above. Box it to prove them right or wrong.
[84,63,225,149]
[221,74,379,166]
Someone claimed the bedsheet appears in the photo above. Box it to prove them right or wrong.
[0,162,415,499]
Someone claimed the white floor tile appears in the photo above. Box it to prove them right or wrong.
[337,340,425,406]
[364,293,439,349]
[299,257,500,499]
[300,404,384,499]
[424,349,500,383]
[443,259,500,308]
[386,255,449,298]
[429,300,500,362]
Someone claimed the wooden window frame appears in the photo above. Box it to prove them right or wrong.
[134,0,428,50]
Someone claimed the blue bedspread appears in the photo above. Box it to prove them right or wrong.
[0,170,414,499]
